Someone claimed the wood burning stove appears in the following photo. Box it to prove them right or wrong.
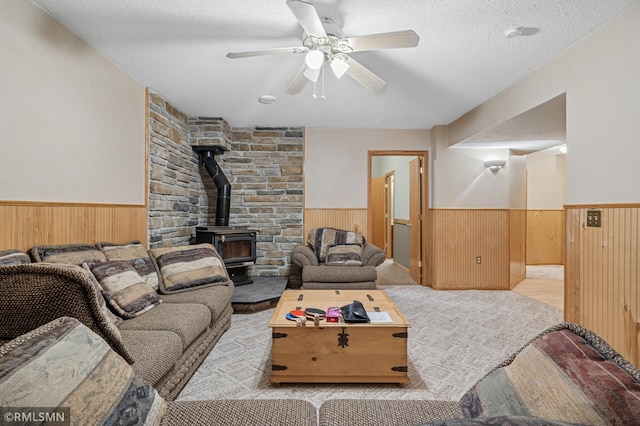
[196,226,257,286]
[193,146,258,286]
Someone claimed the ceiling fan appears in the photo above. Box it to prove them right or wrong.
[226,0,420,95]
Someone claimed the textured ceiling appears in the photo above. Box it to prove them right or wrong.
[31,0,639,139]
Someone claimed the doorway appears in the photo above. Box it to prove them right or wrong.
[368,151,429,286]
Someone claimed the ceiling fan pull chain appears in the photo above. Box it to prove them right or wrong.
[321,61,326,99]
[312,80,317,99]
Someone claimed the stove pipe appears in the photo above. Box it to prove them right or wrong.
[194,147,230,227]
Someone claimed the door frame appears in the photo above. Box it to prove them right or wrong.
[367,150,429,286]
[384,171,394,258]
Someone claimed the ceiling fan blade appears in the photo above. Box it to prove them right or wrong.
[226,46,308,59]
[342,56,385,92]
[287,63,309,94]
[286,0,327,38]
[342,30,420,52]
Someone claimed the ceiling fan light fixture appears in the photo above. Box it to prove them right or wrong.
[305,50,324,70]
[330,55,350,79]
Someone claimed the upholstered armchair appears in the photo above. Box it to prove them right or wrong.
[290,228,386,289]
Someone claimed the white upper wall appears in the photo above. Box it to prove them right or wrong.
[527,151,566,209]
[0,1,146,204]
[304,128,430,208]
[433,144,511,208]
[448,3,640,205]
[509,153,527,209]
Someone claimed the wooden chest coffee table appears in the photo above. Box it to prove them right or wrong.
[268,289,410,384]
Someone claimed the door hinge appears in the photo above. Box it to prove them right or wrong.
[419,166,423,174]
[418,261,422,268]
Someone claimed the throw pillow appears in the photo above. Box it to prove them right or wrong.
[79,263,123,327]
[97,240,159,290]
[89,260,161,319]
[461,323,640,425]
[307,228,365,262]
[325,244,363,266]
[28,243,107,265]
[0,317,165,425]
[0,249,31,266]
[148,243,229,294]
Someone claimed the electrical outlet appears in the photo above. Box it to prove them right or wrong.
[476,256,481,264]
[586,209,602,227]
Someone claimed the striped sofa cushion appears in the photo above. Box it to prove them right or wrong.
[88,261,161,319]
[97,241,159,290]
[0,249,31,266]
[29,243,107,265]
[149,244,229,294]
[0,317,165,425]
[461,323,640,425]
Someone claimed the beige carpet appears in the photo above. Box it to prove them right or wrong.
[177,284,562,407]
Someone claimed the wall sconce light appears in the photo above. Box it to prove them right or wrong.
[484,160,506,171]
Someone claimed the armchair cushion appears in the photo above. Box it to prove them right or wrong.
[308,228,365,262]
[325,244,363,266]
[302,265,377,283]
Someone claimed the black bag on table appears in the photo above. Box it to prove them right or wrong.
[340,300,370,323]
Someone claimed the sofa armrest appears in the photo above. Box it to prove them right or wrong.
[362,243,385,267]
[291,244,319,267]
[0,263,134,363]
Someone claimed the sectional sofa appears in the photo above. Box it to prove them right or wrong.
[1,245,639,425]
[2,317,639,425]
[0,242,234,400]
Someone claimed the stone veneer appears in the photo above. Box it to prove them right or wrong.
[147,92,203,248]
[148,91,304,278]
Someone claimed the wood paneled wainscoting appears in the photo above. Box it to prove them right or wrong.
[303,208,368,240]
[0,202,148,251]
[527,210,565,265]
[432,209,526,290]
[565,204,640,368]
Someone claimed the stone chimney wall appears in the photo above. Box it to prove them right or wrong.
[148,92,304,277]
[147,92,203,248]
[222,126,304,277]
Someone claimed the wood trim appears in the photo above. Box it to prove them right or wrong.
[145,86,150,207]
[432,209,510,290]
[394,218,410,225]
[367,150,429,286]
[565,203,640,209]
[565,206,640,367]
[0,200,145,207]
[393,260,409,274]
[303,208,368,239]
[526,210,565,265]
[0,204,148,251]
[509,209,527,288]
